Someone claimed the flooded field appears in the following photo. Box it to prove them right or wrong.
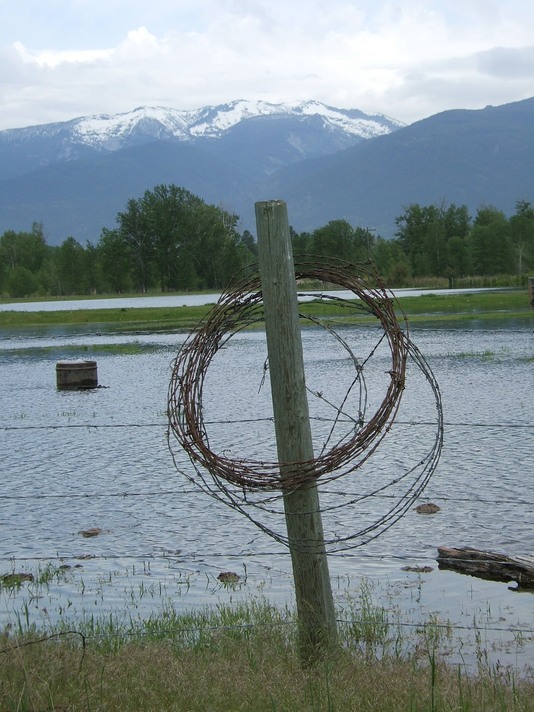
[0,315,533,671]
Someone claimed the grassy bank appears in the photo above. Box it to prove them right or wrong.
[2,599,533,711]
[0,288,532,332]
[0,303,213,331]
[390,289,531,320]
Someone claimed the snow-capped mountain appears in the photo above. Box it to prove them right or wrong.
[2,97,531,246]
[0,100,404,178]
[73,100,403,147]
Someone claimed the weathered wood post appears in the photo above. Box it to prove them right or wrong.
[255,199,338,660]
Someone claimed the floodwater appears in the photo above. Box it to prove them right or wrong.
[0,286,503,311]
[0,313,533,671]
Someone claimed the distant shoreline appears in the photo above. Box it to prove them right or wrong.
[0,289,530,330]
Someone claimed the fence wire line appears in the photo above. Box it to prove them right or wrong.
[1,617,532,659]
[1,419,533,432]
[0,631,87,662]
[0,488,532,509]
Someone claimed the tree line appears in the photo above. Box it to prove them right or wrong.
[1,184,533,299]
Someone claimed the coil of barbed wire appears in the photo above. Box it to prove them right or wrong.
[167,256,443,550]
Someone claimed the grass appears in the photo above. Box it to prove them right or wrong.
[1,340,166,358]
[391,289,531,322]
[300,288,532,327]
[1,598,533,711]
[0,304,213,330]
[0,562,71,591]
[1,557,533,709]
[1,570,533,711]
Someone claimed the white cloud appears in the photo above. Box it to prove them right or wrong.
[13,41,113,68]
[0,0,533,129]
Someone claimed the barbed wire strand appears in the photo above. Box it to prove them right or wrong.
[1,418,533,432]
[0,618,532,662]
[0,489,532,509]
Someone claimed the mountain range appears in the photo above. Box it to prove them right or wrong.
[0,97,532,244]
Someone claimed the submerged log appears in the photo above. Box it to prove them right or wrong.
[437,546,534,589]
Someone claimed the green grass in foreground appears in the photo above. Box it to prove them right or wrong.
[0,289,532,331]
[1,599,533,712]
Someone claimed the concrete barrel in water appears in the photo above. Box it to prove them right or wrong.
[56,359,98,390]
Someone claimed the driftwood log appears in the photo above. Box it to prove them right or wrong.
[437,546,534,589]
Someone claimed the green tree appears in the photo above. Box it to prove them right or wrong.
[56,237,88,295]
[395,204,435,276]
[7,266,39,297]
[443,204,470,240]
[83,241,104,294]
[99,184,246,293]
[37,252,60,296]
[141,185,201,291]
[240,230,258,258]
[115,198,154,292]
[291,228,312,263]
[469,206,513,275]
[372,237,412,285]
[0,224,49,296]
[395,203,471,278]
[509,200,534,274]
[189,202,243,289]
[359,227,377,260]
[446,235,471,280]
[311,220,366,263]
[98,228,133,293]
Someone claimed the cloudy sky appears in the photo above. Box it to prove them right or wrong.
[1,0,534,131]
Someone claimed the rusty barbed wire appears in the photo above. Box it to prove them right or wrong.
[167,257,444,551]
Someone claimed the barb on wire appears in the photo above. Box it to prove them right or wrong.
[167,256,444,552]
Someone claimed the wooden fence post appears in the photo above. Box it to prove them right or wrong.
[255,199,338,660]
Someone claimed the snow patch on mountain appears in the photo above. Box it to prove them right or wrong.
[73,106,194,146]
[60,100,404,149]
